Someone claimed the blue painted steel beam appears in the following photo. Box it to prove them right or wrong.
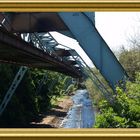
[0,66,27,115]
[58,12,128,89]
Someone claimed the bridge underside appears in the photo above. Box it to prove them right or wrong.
[0,13,68,33]
[0,28,82,78]
[0,12,128,89]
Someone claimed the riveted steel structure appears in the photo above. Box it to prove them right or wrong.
[0,12,128,115]
[1,12,128,89]
[58,12,128,89]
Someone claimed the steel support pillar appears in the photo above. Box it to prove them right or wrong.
[58,12,128,90]
[0,66,27,115]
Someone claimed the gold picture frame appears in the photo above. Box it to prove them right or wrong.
[0,1,140,140]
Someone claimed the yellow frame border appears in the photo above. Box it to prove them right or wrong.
[0,1,140,140]
[1,1,140,11]
[0,129,140,139]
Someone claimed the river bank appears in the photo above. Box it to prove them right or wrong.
[1,89,94,128]
[30,89,95,128]
[30,95,73,128]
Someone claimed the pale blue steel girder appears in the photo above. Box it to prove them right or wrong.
[31,32,58,53]
[58,12,128,90]
[0,66,27,115]
[0,15,29,115]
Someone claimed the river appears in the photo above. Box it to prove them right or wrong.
[60,89,95,128]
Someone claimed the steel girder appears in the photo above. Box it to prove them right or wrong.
[0,66,27,115]
[0,12,128,90]
[58,12,128,90]
[0,28,82,78]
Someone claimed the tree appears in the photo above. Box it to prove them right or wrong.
[95,73,140,128]
[95,29,140,128]
[0,64,74,127]
[119,45,140,81]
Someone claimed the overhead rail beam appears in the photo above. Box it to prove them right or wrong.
[0,27,82,78]
[0,14,82,115]
[0,12,128,91]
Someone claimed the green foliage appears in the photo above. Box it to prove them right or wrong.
[93,42,140,128]
[95,73,140,128]
[85,68,113,107]
[95,107,127,128]
[85,78,103,106]
[66,84,76,95]
[0,64,15,100]
[0,64,76,127]
[119,47,140,81]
